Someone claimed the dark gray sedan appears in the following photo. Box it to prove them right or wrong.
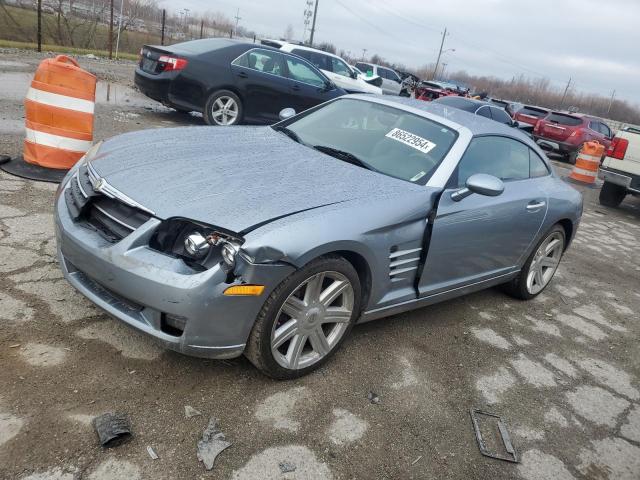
[54,95,582,378]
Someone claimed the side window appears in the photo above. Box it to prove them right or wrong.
[285,56,326,87]
[529,149,550,177]
[291,48,313,63]
[491,108,512,125]
[235,49,285,77]
[330,57,352,77]
[355,62,373,74]
[456,136,530,187]
[600,123,611,138]
[476,106,492,119]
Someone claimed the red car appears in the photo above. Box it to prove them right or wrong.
[533,112,613,163]
[515,105,550,126]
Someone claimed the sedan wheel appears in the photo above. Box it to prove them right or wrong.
[245,256,361,379]
[526,231,564,295]
[503,225,565,300]
[271,271,354,370]
[203,90,243,126]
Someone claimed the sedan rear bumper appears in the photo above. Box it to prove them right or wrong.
[134,68,171,104]
[54,183,291,359]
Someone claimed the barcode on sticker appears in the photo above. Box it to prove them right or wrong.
[385,128,436,154]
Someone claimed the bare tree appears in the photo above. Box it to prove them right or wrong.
[284,23,294,41]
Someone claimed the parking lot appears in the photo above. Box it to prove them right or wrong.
[1,50,640,480]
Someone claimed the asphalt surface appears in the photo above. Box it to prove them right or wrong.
[1,49,639,480]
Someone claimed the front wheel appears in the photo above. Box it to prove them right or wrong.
[503,225,565,300]
[203,90,243,126]
[245,256,361,379]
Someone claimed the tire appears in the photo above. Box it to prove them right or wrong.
[567,145,583,165]
[203,90,243,126]
[245,255,361,379]
[503,225,565,300]
[599,181,626,208]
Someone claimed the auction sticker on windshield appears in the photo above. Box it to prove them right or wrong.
[385,128,437,154]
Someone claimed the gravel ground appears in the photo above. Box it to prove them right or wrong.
[1,49,639,480]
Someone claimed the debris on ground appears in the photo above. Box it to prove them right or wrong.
[196,418,232,470]
[367,391,380,404]
[411,455,423,465]
[185,405,202,418]
[92,412,132,448]
[469,409,518,463]
[146,445,159,460]
[279,462,296,473]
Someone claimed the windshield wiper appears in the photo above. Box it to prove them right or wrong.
[313,145,378,172]
[272,125,304,144]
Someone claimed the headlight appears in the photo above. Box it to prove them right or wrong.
[184,232,210,258]
[221,241,240,268]
[150,218,244,271]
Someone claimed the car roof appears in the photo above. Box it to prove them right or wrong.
[434,96,494,111]
[347,94,535,142]
[278,42,343,59]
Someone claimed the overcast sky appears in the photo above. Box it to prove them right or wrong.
[161,0,640,105]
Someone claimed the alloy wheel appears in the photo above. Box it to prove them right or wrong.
[210,96,239,125]
[526,231,564,294]
[270,271,354,370]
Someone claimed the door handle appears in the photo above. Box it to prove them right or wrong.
[291,85,301,92]
[237,71,248,78]
[526,201,546,211]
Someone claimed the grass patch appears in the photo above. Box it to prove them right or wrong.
[0,39,138,61]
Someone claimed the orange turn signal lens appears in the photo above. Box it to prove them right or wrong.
[223,284,265,296]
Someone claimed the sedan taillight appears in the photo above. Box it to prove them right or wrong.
[607,137,629,160]
[158,55,188,72]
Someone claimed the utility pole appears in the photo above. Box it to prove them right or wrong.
[607,89,616,116]
[432,27,448,80]
[309,0,319,46]
[37,0,42,52]
[361,48,367,60]
[114,0,124,60]
[160,9,165,45]
[200,19,204,39]
[108,0,114,59]
[559,77,572,109]
[234,8,241,37]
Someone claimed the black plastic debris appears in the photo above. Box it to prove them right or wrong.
[197,418,232,470]
[367,391,381,404]
[92,412,132,448]
[469,409,518,463]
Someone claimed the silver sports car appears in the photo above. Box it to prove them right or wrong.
[54,95,582,378]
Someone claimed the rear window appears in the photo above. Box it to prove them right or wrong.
[624,127,640,134]
[434,96,477,112]
[355,63,373,74]
[546,113,583,126]
[519,106,548,118]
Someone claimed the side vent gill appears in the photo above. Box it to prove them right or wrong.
[389,246,422,282]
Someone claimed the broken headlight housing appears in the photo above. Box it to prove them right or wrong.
[149,218,244,271]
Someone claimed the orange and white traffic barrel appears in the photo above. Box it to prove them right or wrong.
[23,55,96,170]
[567,142,604,186]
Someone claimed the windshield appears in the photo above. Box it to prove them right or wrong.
[279,98,458,185]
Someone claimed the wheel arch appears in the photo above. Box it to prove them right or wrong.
[556,218,574,250]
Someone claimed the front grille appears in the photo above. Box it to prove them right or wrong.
[65,164,151,242]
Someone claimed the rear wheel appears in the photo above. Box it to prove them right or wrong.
[245,256,361,379]
[599,181,626,208]
[567,144,584,165]
[203,90,242,126]
[503,225,565,300]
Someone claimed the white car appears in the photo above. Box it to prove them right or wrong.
[599,126,640,207]
[263,41,383,95]
[354,62,403,96]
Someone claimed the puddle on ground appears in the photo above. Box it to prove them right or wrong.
[0,72,163,109]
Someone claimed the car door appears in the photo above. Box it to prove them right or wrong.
[378,67,402,95]
[230,48,296,123]
[283,54,335,113]
[418,136,549,296]
[597,122,613,151]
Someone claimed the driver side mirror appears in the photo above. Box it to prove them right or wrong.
[451,173,504,202]
[279,108,296,121]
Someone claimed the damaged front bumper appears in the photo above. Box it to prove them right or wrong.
[54,187,294,359]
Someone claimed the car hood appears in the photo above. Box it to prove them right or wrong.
[90,126,424,233]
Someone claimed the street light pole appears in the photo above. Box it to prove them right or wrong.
[114,0,124,60]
